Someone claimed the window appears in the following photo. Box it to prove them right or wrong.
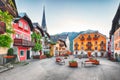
[15,34,21,38]
[24,24,28,30]
[20,51,24,56]
[95,47,97,50]
[81,42,83,45]
[19,21,23,28]
[95,41,97,45]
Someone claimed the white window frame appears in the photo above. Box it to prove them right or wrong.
[18,21,23,28]
[24,24,28,30]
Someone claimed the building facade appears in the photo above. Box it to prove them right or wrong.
[13,13,34,61]
[73,30,107,57]
[55,39,67,56]
[0,0,18,64]
[110,4,120,58]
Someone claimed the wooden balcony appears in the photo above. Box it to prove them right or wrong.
[0,0,17,17]
[13,38,35,47]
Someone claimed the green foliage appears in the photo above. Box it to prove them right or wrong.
[45,53,51,58]
[31,32,42,52]
[32,43,42,52]
[0,10,13,48]
[69,60,77,63]
[0,10,14,35]
[0,35,12,48]
[7,48,14,56]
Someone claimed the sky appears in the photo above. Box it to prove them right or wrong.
[15,0,120,37]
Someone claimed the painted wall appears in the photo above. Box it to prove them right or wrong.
[12,18,31,61]
[73,32,107,56]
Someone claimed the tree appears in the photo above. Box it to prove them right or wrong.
[31,32,42,52]
[0,10,14,35]
[0,10,13,48]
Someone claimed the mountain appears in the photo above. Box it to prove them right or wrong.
[50,30,98,52]
[50,32,79,52]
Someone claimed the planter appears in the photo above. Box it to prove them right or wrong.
[0,47,8,55]
[3,55,15,59]
[85,58,100,65]
[69,61,78,67]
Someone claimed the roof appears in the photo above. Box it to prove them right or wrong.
[74,29,107,40]
[33,23,44,36]
[80,29,98,34]
[45,32,50,38]
[58,39,67,47]
[13,13,34,31]
[110,4,120,37]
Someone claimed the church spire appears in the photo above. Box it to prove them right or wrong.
[41,6,47,32]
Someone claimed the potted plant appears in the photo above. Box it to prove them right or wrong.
[69,60,78,67]
[4,48,17,63]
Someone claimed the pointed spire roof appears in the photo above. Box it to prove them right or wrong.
[41,6,47,32]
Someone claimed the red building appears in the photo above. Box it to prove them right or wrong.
[12,13,34,61]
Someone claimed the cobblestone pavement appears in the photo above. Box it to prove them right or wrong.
[0,56,120,80]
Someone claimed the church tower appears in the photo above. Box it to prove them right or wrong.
[41,6,47,32]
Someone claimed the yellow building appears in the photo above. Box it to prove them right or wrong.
[55,39,67,56]
[73,30,107,57]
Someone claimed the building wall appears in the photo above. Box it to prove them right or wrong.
[66,36,70,50]
[73,32,107,56]
[55,40,67,56]
[114,27,120,57]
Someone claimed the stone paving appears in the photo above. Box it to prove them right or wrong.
[0,56,120,80]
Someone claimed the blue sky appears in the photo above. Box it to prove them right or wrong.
[15,0,120,37]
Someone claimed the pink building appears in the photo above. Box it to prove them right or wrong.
[12,13,34,61]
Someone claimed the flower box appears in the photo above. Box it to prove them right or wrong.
[3,56,15,59]
[69,60,78,67]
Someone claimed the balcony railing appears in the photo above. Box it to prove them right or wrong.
[13,38,35,47]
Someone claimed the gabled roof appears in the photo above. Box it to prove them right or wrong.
[58,39,67,47]
[45,32,50,38]
[33,23,44,36]
[13,13,34,31]
[110,3,120,37]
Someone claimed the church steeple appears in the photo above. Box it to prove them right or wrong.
[41,6,47,32]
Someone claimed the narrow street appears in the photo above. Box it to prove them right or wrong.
[0,57,120,80]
